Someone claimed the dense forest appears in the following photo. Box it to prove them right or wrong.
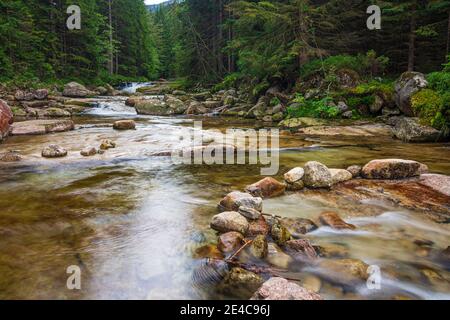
[0,0,159,85]
[1,1,449,85]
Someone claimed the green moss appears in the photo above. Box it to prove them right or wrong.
[411,89,448,129]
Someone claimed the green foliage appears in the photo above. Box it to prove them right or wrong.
[287,94,340,119]
[412,89,448,130]
[213,73,242,92]
[270,97,281,106]
[427,71,450,93]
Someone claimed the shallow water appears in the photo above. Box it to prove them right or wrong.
[0,97,449,299]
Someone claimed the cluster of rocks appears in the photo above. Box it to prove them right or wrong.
[201,157,450,300]
[0,82,122,121]
[40,138,117,159]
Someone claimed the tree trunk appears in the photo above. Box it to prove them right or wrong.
[108,0,114,75]
[407,5,417,71]
[446,10,450,58]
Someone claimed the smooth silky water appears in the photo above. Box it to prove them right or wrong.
[0,96,449,299]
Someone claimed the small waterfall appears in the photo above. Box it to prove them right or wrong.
[84,97,137,116]
[119,82,154,94]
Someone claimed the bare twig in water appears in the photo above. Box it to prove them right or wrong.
[226,239,253,262]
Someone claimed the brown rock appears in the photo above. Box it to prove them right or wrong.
[319,211,356,230]
[100,139,116,150]
[245,177,286,198]
[418,174,450,197]
[317,259,369,284]
[0,99,13,140]
[0,151,22,162]
[41,145,68,158]
[250,235,268,259]
[251,277,323,300]
[80,147,97,157]
[194,244,223,260]
[280,217,318,237]
[238,206,261,220]
[247,216,270,237]
[11,119,74,136]
[217,232,244,253]
[219,268,264,299]
[346,165,362,178]
[284,239,318,261]
[113,120,136,130]
[361,159,427,180]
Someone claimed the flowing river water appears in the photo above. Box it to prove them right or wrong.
[0,93,449,299]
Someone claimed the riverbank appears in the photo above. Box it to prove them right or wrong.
[0,81,449,300]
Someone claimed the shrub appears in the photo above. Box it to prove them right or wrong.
[287,94,340,119]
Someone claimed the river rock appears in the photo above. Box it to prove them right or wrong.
[219,268,264,299]
[245,177,286,198]
[113,120,136,130]
[278,117,327,129]
[99,139,116,150]
[42,145,67,158]
[238,206,261,220]
[219,191,262,212]
[250,235,268,259]
[63,82,92,98]
[134,98,168,115]
[394,72,428,116]
[185,102,208,115]
[284,167,304,184]
[280,217,318,237]
[266,243,293,269]
[247,216,270,237]
[217,231,244,253]
[361,159,427,179]
[165,95,187,114]
[11,119,74,136]
[80,147,97,157]
[271,222,291,246]
[299,124,393,137]
[0,99,13,141]
[317,259,369,284]
[251,277,323,300]
[284,239,318,261]
[370,94,384,114]
[125,97,138,107]
[346,165,362,178]
[302,275,322,293]
[319,211,356,230]
[285,180,305,191]
[38,107,71,118]
[303,161,333,188]
[211,211,249,234]
[34,89,49,100]
[329,169,353,184]
[391,117,441,142]
[0,151,22,162]
[418,174,450,197]
[14,90,34,101]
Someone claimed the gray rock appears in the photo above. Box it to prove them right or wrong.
[284,167,304,184]
[370,94,384,114]
[42,145,67,158]
[346,165,362,178]
[63,82,93,98]
[394,72,428,116]
[238,206,261,220]
[80,147,97,157]
[219,191,263,212]
[329,168,353,184]
[251,277,323,300]
[211,211,249,234]
[303,161,333,188]
[391,117,441,142]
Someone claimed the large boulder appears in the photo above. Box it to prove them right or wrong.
[63,82,93,98]
[391,117,441,143]
[11,119,74,136]
[0,99,13,141]
[211,211,249,234]
[251,277,323,300]
[303,161,333,188]
[361,159,428,179]
[134,98,167,115]
[419,174,450,197]
[219,191,262,212]
[394,72,428,116]
[165,95,187,114]
[245,177,286,198]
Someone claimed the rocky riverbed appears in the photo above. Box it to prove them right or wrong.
[0,81,449,300]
